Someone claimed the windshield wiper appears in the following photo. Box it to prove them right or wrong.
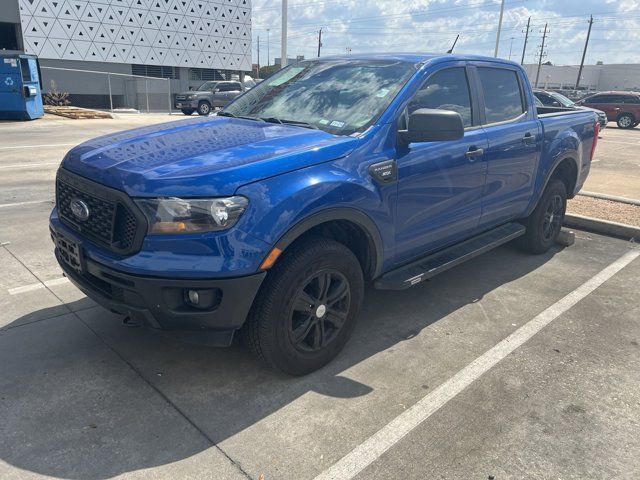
[217,111,263,122]
[261,117,318,129]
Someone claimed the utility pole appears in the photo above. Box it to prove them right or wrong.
[447,34,459,54]
[494,0,505,57]
[575,15,594,91]
[345,47,352,54]
[508,37,514,60]
[317,28,322,57]
[256,36,260,76]
[281,0,288,67]
[534,22,548,88]
[521,16,531,65]
[267,28,270,66]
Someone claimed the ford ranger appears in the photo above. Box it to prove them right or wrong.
[50,54,599,375]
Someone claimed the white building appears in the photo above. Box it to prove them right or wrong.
[523,63,640,93]
[1,0,252,110]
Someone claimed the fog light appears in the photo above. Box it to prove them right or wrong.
[187,289,200,305]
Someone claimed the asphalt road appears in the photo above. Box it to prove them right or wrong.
[0,115,639,479]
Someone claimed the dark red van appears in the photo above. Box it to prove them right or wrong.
[578,91,640,129]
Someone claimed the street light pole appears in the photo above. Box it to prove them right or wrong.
[281,0,288,67]
[267,29,270,66]
[494,0,505,57]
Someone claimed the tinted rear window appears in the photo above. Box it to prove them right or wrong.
[478,67,524,123]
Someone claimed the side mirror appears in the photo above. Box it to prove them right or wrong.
[399,108,464,145]
[552,101,561,107]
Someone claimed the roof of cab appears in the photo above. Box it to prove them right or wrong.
[307,52,522,67]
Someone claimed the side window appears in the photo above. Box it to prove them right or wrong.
[216,84,229,92]
[535,92,554,106]
[478,68,524,123]
[408,67,473,127]
[623,96,640,104]
[231,82,243,91]
[583,95,602,104]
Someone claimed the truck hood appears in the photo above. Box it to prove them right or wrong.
[61,116,359,197]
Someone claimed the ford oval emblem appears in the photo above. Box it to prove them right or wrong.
[70,198,90,221]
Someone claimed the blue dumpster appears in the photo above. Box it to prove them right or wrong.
[0,53,44,120]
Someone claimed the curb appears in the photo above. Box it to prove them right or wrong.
[564,213,640,241]
[577,191,640,207]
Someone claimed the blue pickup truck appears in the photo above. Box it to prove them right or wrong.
[50,54,599,375]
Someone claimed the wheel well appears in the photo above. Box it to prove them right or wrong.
[551,158,578,198]
[289,219,377,280]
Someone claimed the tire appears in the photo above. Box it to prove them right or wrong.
[197,101,211,116]
[616,113,635,129]
[519,178,567,254]
[181,109,195,116]
[241,237,364,376]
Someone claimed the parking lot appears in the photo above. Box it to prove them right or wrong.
[1,116,639,479]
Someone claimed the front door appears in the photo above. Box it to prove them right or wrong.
[394,66,488,264]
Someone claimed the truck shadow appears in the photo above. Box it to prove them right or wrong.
[0,243,561,479]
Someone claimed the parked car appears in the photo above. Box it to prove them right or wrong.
[534,89,608,130]
[576,91,640,129]
[175,80,245,115]
[50,54,599,375]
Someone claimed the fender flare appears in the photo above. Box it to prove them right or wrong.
[525,152,579,217]
[271,207,385,279]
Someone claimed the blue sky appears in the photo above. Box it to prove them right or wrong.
[250,0,640,66]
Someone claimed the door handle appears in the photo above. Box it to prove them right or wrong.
[522,133,536,146]
[465,146,484,160]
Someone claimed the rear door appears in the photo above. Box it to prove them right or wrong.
[473,64,541,227]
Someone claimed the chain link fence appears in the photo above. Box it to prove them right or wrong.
[40,66,172,113]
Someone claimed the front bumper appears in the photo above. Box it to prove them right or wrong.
[51,228,266,346]
[175,99,198,109]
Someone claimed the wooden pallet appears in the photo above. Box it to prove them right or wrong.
[44,106,113,120]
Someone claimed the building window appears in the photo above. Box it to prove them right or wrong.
[189,68,226,81]
[131,64,180,79]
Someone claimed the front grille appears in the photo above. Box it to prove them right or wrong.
[176,95,187,100]
[56,170,145,255]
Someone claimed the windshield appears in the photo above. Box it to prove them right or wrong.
[223,59,417,135]
[197,82,218,91]
[550,92,575,107]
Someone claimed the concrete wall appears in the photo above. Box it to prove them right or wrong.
[4,0,20,23]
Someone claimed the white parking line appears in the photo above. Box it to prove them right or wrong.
[0,162,60,170]
[0,143,75,150]
[8,277,69,295]
[0,200,52,209]
[314,248,640,480]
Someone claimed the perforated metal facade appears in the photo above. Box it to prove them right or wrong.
[17,0,252,71]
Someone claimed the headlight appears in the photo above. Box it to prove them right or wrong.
[135,196,248,234]
[186,94,196,100]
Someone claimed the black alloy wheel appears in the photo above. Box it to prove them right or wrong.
[289,270,350,352]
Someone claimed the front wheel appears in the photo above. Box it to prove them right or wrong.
[241,237,364,376]
[519,178,567,254]
[197,101,211,116]
[617,113,635,129]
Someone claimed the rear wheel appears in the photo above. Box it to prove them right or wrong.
[519,178,567,254]
[241,237,364,376]
[197,101,211,116]
[617,113,635,129]
[181,108,195,115]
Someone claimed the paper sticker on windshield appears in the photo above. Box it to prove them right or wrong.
[319,119,330,125]
[330,120,345,128]
[376,88,390,98]
[268,67,305,86]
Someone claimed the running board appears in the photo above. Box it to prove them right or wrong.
[374,223,525,290]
